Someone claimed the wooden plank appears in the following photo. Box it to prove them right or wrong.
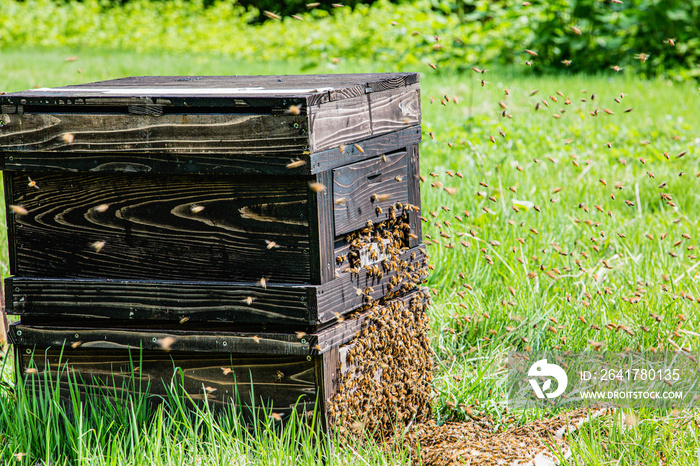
[406,143,423,248]
[308,95,371,153]
[0,287,7,350]
[9,323,309,355]
[3,174,18,277]
[310,125,421,174]
[368,83,421,136]
[308,171,335,285]
[332,152,409,236]
[315,347,339,433]
[309,84,420,153]
[6,246,425,327]
[6,278,312,326]
[2,73,419,106]
[7,172,312,283]
[2,151,313,176]
[0,113,309,155]
[17,346,318,411]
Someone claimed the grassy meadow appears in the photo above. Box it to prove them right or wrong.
[1,46,700,464]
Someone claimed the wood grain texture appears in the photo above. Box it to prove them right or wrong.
[310,126,421,174]
[2,151,314,176]
[308,171,335,285]
[308,84,421,153]
[332,152,409,236]
[307,96,371,153]
[0,288,7,349]
[6,278,313,326]
[5,246,424,327]
[2,73,419,107]
[368,84,421,136]
[10,323,309,355]
[0,113,309,155]
[17,346,317,411]
[7,172,312,283]
[406,143,423,248]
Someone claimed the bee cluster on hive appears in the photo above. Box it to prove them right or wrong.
[329,209,433,434]
[337,207,424,297]
[329,291,433,434]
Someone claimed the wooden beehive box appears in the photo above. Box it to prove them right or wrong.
[11,288,433,428]
[0,74,423,329]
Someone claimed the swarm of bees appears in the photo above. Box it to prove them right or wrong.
[328,212,433,434]
[328,290,433,434]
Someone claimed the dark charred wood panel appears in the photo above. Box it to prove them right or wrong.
[6,278,313,326]
[308,85,421,153]
[368,84,421,136]
[2,151,314,176]
[7,172,312,283]
[308,171,335,285]
[0,113,309,155]
[406,144,423,248]
[332,152,409,236]
[17,346,317,411]
[1,73,419,107]
[310,126,421,174]
[10,323,309,355]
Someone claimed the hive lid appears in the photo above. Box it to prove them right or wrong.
[1,73,419,107]
[0,73,421,174]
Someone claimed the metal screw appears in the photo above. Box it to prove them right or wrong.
[306,356,312,361]
[222,341,228,347]
[74,334,79,339]
[16,330,22,336]
[14,287,19,293]
[301,339,307,344]
[26,348,31,354]
[152,337,157,343]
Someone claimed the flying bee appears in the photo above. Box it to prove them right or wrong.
[91,241,106,253]
[286,159,306,169]
[159,336,176,351]
[9,205,28,215]
[354,144,364,153]
[263,10,281,20]
[308,182,326,193]
[27,177,39,189]
[179,316,190,324]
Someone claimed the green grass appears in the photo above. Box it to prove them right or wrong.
[1,47,700,464]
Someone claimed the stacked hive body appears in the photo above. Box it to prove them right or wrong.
[0,74,431,428]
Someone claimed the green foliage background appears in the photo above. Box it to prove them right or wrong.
[0,0,698,80]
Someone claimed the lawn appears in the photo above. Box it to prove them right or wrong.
[1,47,700,465]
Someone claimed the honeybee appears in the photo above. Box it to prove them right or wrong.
[308,182,326,193]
